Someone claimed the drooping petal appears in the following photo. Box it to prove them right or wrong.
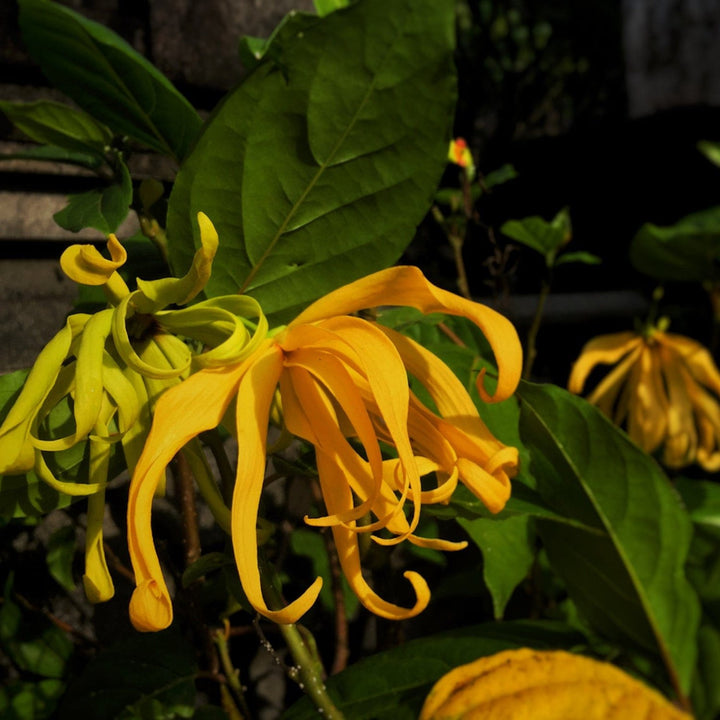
[659,332,720,396]
[568,332,642,394]
[290,266,522,403]
[660,345,697,468]
[231,343,323,623]
[127,359,249,632]
[0,315,87,473]
[316,450,431,620]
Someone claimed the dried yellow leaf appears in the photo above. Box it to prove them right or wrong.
[420,648,692,720]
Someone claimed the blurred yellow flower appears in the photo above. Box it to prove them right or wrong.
[448,137,476,179]
[420,648,691,719]
[126,265,522,631]
[0,213,265,603]
[569,324,720,470]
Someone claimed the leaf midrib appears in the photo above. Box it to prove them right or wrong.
[237,5,408,294]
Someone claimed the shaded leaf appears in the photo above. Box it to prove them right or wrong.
[692,623,720,720]
[283,621,585,720]
[501,207,570,265]
[0,370,73,519]
[58,630,197,720]
[54,161,132,234]
[555,250,601,266]
[18,0,201,161]
[181,551,233,588]
[674,477,720,530]
[0,579,74,679]
[167,0,457,322]
[698,140,720,168]
[0,144,103,169]
[0,100,111,159]
[519,382,700,696]
[420,648,691,720]
[629,206,720,282]
[457,514,535,619]
[45,525,77,593]
[0,679,65,720]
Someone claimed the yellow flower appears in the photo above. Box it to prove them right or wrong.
[126,266,522,631]
[420,648,691,719]
[0,213,266,602]
[448,137,474,171]
[569,325,720,470]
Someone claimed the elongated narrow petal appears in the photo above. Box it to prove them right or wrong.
[231,343,323,623]
[290,266,521,403]
[568,332,642,394]
[659,332,720,396]
[127,360,248,631]
[316,450,430,619]
[133,212,218,313]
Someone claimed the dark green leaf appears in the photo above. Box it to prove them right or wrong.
[457,515,535,619]
[483,163,517,189]
[0,144,103,169]
[58,630,197,720]
[18,0,201,161]
[53,161,132,234]
[282,621,584,719]
[167,0,457,322]
[0,679,65,720]
[0,579,74,679]
[0,370,73,520]
[629,206,720,282]
[692,623,720,720]
[555,250,601,266]
[0,100,111,159]
[45,525,77,593]
[674,477,720,529]
[181,551,233,588]
[519,381,700,695]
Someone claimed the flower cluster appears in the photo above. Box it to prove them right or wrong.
[127,265,522,630]
[0,213,266,601]
[569,323,720,470]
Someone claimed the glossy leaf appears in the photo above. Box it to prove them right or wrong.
[283,621,584,720]
[18,0,201,161]
[57,630,197,719]
[0,100,111,159]
[458,514,535,619]
[53,161,132,234]
[167,0,457,321]
[519,382,700,696]
[629,206,720,282]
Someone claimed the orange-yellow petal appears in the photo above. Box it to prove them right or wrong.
[290,266,521,403]
[568,331,642,394]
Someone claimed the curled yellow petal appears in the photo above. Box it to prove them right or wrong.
[60,234,127,285]
[420,648,691,720]
[291,266,521,403]
[568,331,642,394]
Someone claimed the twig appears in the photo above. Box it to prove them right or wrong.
[322,529,350,675]
[173,451,201,567]
[213,620,253,719]
[523,278,551,379]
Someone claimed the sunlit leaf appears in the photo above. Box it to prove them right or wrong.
[519,382,700,696]
[501,207,570,265]
[458,514,535,619]
[167,0,457,322]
